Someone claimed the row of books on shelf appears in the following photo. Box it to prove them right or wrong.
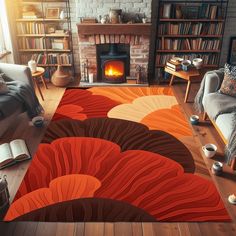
[20,53,72,65]
[156,54,219,66]
[18,38,69,50]
[17,22,45,35]
[161,3,225,19]
[158,22,223,36]
[158,38,221,51]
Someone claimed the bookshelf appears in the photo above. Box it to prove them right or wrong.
[148,0,229,84]
[14,0,74,76]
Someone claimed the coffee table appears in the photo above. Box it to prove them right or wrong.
[165,66,201,103]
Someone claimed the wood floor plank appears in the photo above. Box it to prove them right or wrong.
[104,223,114,236]
[35,223,57,236]
[74,223,85,236]
[84,223,104,236]
[114,223,133,236]
[132,223,143,236]
[55,223,76,236]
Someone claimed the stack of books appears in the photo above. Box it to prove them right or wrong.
[22,11,39,19]
[166,58,182,71]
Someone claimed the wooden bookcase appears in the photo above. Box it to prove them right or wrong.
[148,0,229,84]
[14,0,74,77]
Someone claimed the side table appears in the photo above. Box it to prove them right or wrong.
[31,67,48,101]
[165,67,201,103]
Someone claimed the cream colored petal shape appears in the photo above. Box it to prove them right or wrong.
[108,95,178,122]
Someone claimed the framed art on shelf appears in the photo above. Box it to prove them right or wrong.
[228,37,236,65]
[46,8,60,19]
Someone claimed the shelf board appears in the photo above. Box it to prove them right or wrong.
[156,50,221,53]
[16,18,69,22]
[19,49,71,52]
[159,19,225,22]
[156,64,218,68]
[17,34,70,37]
[38,64,72,67]
[158,35,223,38]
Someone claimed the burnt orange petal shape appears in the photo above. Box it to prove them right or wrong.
[6,138,230,222]
[56,105,87,120]
[141,105,192,138]
[5,174,101,221]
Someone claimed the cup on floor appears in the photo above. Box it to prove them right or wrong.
[32,116,44,128]
[202,143,217,158]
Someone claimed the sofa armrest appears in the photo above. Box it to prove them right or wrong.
[202,69,224,105]
[0,63,33,88]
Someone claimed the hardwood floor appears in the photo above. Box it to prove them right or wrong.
[0,81,236,236]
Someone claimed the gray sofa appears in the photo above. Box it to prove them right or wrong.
[201,70,236,143]
[0,63,34,137]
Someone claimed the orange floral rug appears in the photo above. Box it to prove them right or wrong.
[4,87,230,222]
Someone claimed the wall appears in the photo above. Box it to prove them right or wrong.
[220,0,236,65]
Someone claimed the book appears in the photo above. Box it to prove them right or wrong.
[166,61,181,70]
[0,139,31,169]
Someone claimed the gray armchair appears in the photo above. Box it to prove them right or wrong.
[0,63,34,136]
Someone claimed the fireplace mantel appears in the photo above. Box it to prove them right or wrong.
[77,23,151,36]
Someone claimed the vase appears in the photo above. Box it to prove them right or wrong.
[51,65,71,87]
[28,59,37,73]
[60,10,65,20]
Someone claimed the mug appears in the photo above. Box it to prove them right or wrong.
[202,143,217,158]
[211,161,223,175]
[32,116,44,128]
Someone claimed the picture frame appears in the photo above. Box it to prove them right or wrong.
[46,8,60,19]
[228,37,236,65]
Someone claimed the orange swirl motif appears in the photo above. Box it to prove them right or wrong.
[52,89,120,121]
[5,137,230,222]
[88,87,174,104]
[141,105,192,138]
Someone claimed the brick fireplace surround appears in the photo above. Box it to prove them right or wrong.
[77,23,151,84]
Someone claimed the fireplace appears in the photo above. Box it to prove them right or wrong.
[97,44,130,83]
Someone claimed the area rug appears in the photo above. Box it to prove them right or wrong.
[4,87,231,222]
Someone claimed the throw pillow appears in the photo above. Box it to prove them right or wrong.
[0,73,9,94]
[220,64,236,97]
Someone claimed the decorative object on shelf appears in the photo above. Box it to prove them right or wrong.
[63,37,69,50]
[46,24,57,34]
[101,15,108,24]
[181,60,191,71]
[0,175,10,219]
[109,9,122,24]
[28,59,37,73]
[163,4,171,18]
[228,37,236,65]
[51,65,71,87]
[136,65,146,84]
[81,59,89,82]
[192,58,203,69]
[59,10,65,20]
[175,5,182,19]
[46,8,60,19]
[89,73,94,83]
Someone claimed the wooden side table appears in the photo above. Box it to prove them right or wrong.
[31,67,48,101]
[165,67,201,103]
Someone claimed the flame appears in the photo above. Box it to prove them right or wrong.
[105,66,123,77]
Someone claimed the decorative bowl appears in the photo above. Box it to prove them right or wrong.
[190,115,199,125]
[192,58,203,69]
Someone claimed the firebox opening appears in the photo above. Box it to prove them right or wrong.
[97,43,130,83]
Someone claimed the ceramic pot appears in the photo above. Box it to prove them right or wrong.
[109,9,122,24]
[28,59,37,73]
[51,65,71,87]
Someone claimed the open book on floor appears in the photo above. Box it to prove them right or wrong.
[0,139,31,169]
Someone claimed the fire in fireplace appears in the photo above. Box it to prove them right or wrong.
[97,44,130,83]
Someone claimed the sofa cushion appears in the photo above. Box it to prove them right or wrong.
[203,92,236,120]
[216,113,235,141]
[220,64,236,97]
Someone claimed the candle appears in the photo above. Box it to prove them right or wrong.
[89,73,93,83]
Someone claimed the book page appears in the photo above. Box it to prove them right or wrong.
[10,139,31,161]
[0,143,13,163]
